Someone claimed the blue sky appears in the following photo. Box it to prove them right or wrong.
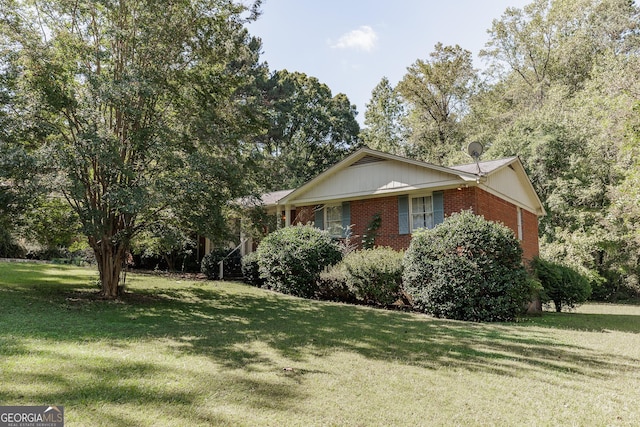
[248,0,531,125]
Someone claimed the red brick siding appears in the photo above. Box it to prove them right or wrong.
[291,188,539,259]
[443,187,478,216]
[520,208,540,261]
[350,196,412,250]
[444,187,539,260]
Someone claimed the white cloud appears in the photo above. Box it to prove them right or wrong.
[332,26,378,52]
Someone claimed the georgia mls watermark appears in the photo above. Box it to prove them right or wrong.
[0,406,64,427]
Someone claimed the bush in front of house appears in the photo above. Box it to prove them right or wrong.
[241,251,264,287]
[531,257,591,312]
[342,247,404,306]
[317,263,356,302]
[201,248,242,280]
[403,210,531,322]
[256,224,343,298]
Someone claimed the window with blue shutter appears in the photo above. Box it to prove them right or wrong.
[433,191,444,226]
[314,205,324,230]
[341,202,351,238]
[398,195,409,234]
[401,192,445,233]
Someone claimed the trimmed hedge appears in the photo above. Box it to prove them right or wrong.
[343,247,404,306]
[317,264,356,302]
[531,257,591,312]
[403,210,531,322]
[256,224,342,298]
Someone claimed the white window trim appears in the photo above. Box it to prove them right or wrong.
[517,207,523,241]
[324,203,343,237]
[409,194,434,232]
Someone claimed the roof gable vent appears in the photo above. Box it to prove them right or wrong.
[351,155,386,167]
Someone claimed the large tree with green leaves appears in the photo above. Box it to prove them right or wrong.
[255,70,360,190]
[360,76,407,155]
[0,0,264,297]
[476,0,640,298]
[397,43,477,164]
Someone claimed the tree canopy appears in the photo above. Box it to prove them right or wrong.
[361,0,640,299]
[0,0,265,296]
[254,69,360,190]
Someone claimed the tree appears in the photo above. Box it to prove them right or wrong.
[360,77,407,155]
[0,0,264,297]
[481,0,640,101]
[397,43,477,164]
[532,257,591,312]
[474,0,640,301]
[255,70,360,190]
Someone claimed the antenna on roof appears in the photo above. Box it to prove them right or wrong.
[467,141,484,175]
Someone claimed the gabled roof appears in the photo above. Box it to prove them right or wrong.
[257,147,545,216]
[277,148,478,205]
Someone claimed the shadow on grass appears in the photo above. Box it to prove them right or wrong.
[2,262,640,422]
[518,311,640,334]
[1,265,637,373]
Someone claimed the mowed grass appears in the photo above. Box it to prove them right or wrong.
[1,263,639,426]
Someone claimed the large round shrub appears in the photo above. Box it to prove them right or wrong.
[343,247,404,306]
[531,257,591,312]
[256,224,342,298]
[403,210,531,322]
[241,251,264,287]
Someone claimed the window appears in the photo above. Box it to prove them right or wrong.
[325,204,343,237]
[517,207,523,241]
[411,196,433,231]
[399,191,443,235]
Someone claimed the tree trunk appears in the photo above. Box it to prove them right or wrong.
[554,300,562,312]
[93,237,127,298]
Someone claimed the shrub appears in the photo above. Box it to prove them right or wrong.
[201,248,242,280]
[531,257,592,312]
[317,264,356,302]
[0,228,25,259]
[241,251,264,287]
[256,224,342,298]
[403,210,531,322]
[343,247,404,306]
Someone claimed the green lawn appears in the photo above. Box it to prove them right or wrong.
[1,262,639,426]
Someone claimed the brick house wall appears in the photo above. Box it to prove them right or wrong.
[290,186,539,261]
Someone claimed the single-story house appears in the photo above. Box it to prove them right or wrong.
[236,147,545,261]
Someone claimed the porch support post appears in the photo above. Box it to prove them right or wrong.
[285,205,292,227]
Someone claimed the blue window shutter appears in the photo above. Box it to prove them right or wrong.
[314,205,324,230]
[398,195,409,234]
[433,191,444,226]
[341,202,351,238]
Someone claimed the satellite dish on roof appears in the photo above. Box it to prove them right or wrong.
[467,142,484,175]
[467,141,484,161]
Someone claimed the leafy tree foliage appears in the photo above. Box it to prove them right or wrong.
[531,257,592,312]
[360,77,407,155]
[21,196,82,252]
[397,43,477,164]
[255,70,360,190]
[130,216,196,273]
[0,0,264,297]
[476,0,640,300]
